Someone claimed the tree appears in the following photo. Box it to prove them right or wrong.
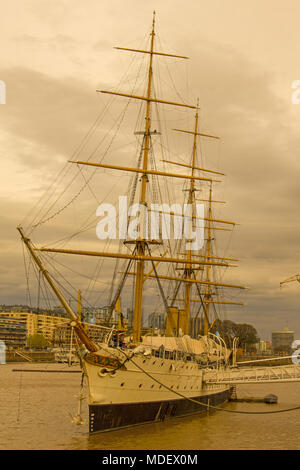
[27,334,50,349]
[211,319,259,349]
[235,323,259,350]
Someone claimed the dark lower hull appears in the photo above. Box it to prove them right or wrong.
[89,387,233,433]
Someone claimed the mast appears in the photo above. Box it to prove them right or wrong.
[183,104,199,333]
[78,12,196,342]
[204,182,213,335]
[171,102,220,335]
[135,13,180,341]
[169,108,243,336]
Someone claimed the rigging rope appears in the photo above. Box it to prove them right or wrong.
[113,347,300,416]
[146,244,169,314]
[108,253,136,321]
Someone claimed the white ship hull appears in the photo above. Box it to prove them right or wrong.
[82,347,233,433]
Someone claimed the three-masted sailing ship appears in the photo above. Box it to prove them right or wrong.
[18,13,248,433]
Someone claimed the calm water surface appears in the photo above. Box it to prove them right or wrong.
[0,363,299,450]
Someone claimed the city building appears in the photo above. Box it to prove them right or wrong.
[0,317,27,349]
[126,308,134,329]
[148,312,165,330]
[79,306,113,324]
[0,304,31,313]
[255,340,271,354]
[0,311,69,344]
[266,341,272,350]
[53,323,109,347]
[272,326,294,352]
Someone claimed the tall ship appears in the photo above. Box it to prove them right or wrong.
[18,13,249,433]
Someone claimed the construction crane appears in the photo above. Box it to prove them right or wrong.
[280,274,300,287]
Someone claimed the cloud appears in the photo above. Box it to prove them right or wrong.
[0,67,103,164]
[1,7,300,341]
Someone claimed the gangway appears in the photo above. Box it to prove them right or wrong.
[203,364,300,385]
[15,351,33,362]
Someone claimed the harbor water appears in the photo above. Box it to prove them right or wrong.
[0,363,299,450]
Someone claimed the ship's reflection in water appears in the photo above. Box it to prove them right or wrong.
[0,363,299,450]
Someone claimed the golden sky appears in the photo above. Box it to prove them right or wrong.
[1,0,300,340]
